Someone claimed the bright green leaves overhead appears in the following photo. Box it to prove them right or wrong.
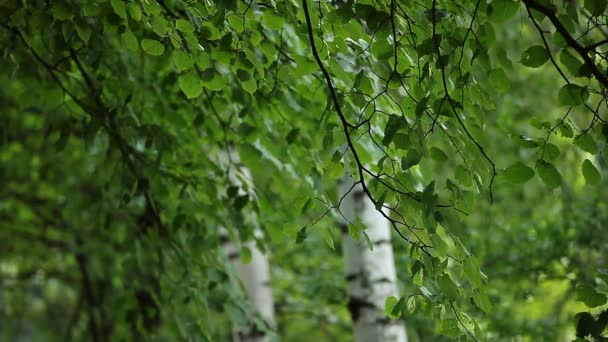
[521,45,549,68]
[582,159,601,185]
[558,84,589,106]
[178,72,203,99]
[503,162,535,184]
[141,39,165,56]
[536,160,562,188]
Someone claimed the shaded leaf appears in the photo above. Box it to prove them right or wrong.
[141,39,165,56]
[582,159,601,185]
[521,45,549,68]
[537,160,562,188]
[504,162,534,183]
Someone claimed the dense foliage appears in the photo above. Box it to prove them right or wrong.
[1,0,608,340]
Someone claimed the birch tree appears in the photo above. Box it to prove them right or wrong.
[5,0,608,340]
[338,177,407,342]
[219,148,275,342]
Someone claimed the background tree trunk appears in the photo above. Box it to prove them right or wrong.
[219,147,275,342]
[338,177,408,342]
[222,229,275,342]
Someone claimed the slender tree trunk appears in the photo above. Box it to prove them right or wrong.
[219,146,275,342]
[338,177,407,342]
[222,229,275,342]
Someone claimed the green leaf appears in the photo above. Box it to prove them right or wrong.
[584,0,607,16]
[490,0,520,23]
[241,79,257,94]
[111,0,127,19]
[576,284,607,308]
[560,122,574,138]
[128,4,142,21]
[582,159,601,185]
[151,15,170,36]
[141,39,165,56]
[430,147,448,163]
[51,3,73,21]
[121,31,138,51]
[441,319,462,338]
[176,19,195,33]
[233,194,249,210]
[295,226,307,244]
[240,246,252,264]
[384,296,401,319]
[286,128,299,144]
[362,231,374,251]
[437,273,458,300]
[75,21,92,43]
[406,296,416,313]
[536,160,562,189]
[503,162,534,183]
[178,72,203,99]
[520,45,550,68]
[463,256,482,288]
[575,311,608,338]
[574,133,598,154]
[514,135,539,148]
[321,228,335,250]
[489,68,510,93]
[172,51,194,71]
[544,143,560,160]
[401,149,421,170]
[602,123,608,142]
[560,49,583,76]
[558,84,589,106]
[375,192,387,210]
[327,7,353,25]
[262,12,285,30]
[455,165,472,187]
[473,290,493,313]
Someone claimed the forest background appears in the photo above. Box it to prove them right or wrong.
[1,0,608,341]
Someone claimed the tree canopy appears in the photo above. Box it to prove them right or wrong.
[1,0,608,340]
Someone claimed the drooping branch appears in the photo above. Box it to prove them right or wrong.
[301,0,421,248]
[522,0,608,88]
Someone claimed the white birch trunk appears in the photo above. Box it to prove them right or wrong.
[338,177,407,342]
[218,147,275,342]
[221,228,275,342]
